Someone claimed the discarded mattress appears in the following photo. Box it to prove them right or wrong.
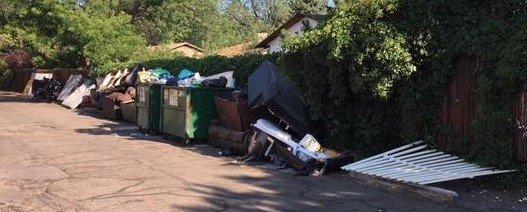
[248,61,311,136]
[62,80,95,109]
[57,75,83,101]
[341,141,514,185]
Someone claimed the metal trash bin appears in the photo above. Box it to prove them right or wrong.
[136,84,162,132]
[161,86,219,140]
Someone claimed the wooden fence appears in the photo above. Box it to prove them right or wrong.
[437,56,479,155]
[437,55,527,163]
[514,91,527,162]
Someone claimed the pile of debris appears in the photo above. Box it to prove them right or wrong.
[137,67,235,89]
[94,67,140,119]
[26,73,62,102]
[20,60,515,184]
[207,61,354,175]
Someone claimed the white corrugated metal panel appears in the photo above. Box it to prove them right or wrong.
[342,141,514,185]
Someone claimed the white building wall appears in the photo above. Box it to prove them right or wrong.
[268,17,319,53]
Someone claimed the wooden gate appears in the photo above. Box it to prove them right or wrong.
[437,56,479,154]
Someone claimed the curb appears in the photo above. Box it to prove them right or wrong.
[348,172,459,203]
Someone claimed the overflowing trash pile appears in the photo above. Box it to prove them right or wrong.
[17,61,515,189]
[206,61,354,175]
[136,67,234,89]
[30,77,62,101]
[23,61,353,176]
[237,61,354,175]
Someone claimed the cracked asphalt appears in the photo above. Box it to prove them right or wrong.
[0,91,523,211]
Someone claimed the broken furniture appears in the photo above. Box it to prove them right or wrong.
[253,119,327,161]
[62,80,95,109]
[58,75,83,101]
[215,91,250,131]
[208,123,248,155]
[248,61,311,136]
[209,90,251,155]
[341,141,514,185]
[102,96,121,120]
[247,118,354,174]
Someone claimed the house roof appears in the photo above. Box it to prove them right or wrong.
[255,14,325,48]
[148,42,204,53]
[170,42,204,52]
[216,42,253,58]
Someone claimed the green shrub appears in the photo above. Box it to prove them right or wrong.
[137,0,527,173]
[0,59,13,90]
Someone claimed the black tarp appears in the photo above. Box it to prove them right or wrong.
[248,61,311,136]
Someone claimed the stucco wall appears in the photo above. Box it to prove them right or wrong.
[268,17,319,53]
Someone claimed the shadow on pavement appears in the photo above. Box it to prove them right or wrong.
[73,107,225,158]
[65,102,527,211]
[0,91,51,103]
[173,173,459,211]
[68,108,467,211]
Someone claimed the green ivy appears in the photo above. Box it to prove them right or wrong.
[137,1,527,174]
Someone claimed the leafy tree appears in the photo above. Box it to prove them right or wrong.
[0,0,146,74]
[66,0,146,75]
[289,0,328,14]
[206,0,270,49]
[0,0,81,68]
[246,0,291,27]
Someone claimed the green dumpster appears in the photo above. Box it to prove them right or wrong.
[136,85,149,130]
[136,84,162,132]
[161,86,219,140]
[148,84,162,132]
